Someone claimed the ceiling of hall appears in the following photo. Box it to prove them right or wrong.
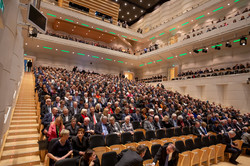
[110,0,170,26]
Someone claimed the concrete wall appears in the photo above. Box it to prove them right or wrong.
[0,0,24,146]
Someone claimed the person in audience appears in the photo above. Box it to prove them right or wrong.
[72,128,89,157]
[81,117,95,138]
[47,116,65,141]
[67,118,79,138]
[177,115,185,128]
[170,113,178,127]
[61,107,72,128]
[223,131,242,165]
[48,129,73,166]
[88,106,100,125]
[144,116,156,131]
[112,107,123,123]
[109,116,122,135]
[70,101,80,116]
[162,116,173,128]
[211,121,223,134]
[152,143,179,166]
[41,98,52,118]
[122,116,134,134]
[200,122,208,136]
[193,121,205,137]
[53,96,61,108]
[66,95,74,108]
[101,108,111,121]
[184,115,192,127]
[115,145,146,166]
[78,109,88,125]
[79,149,100,166]
[58,100,67,114]
[42,107,59,133]
[95,116,110,136]
[154,115,163,130]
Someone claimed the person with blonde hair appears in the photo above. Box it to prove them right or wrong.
[162,115,173,128]
[48,129,73,166]
[47,116,65,141]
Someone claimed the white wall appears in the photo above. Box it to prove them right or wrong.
[0,0,24,146]
[150,73,250,114]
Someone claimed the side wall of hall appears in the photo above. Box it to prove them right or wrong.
[0,0,24,147]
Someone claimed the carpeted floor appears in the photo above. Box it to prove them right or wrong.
[213,156,250,166]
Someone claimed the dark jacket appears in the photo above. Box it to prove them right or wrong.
[222,133,236,149]
[115,149,143,166]
[94,122,110,135]
[153,143,179,166]
[72,136,89,157]
[88,113,100,124]
[192,126,204,137]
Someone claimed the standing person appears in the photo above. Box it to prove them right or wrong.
[152,143,179,166]
[27,60,32,72]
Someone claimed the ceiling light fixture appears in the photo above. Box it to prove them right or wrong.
[124,3,127,6]
[225,41,232,47]
[240,37,247,45]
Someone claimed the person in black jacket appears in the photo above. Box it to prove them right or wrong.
[72,128,89,157]
[66,118,79,138]
[211,121,223,134]
[94,116,110,136]
[115,145,146,166]
[152,143,179,166]
[193,121,205,137]
[222,131,242,165]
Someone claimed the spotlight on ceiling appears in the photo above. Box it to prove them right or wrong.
[193,49,199,53]
[225,41,232,48]
[202,48,207,53]
[215,46,221,50]
[240,37,247,46]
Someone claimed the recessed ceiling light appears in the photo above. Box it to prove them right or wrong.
[101,57,103,59]
[25,43,27,45]
[127,12,129,15]
[119,9,121,11]
[72,29,74,31]
[125,3,127,6]
[41,11,43,13]
[175,56,177,57]
[191,20,193,22]
[76,22,78,24]
[59,17,62,19]
[74,26,76,28]
[88,55,90,57]
[148,4,150,6]
[37,45,39,47]
[56,25,58,27]
[141,10,143,13]
[56,49,58,51]
[133,7,135,9]
[102,34,104,35]
[86,33,88,35]
[72,52,74,54]
[228,3,230,5]
[58,22,60,24]
[140,0,142,2]
[135,15,137,18]
[129,18,131,21]
[122,16,124,18]
[114,60,116,61]
[189,52,192,54]
[116,0,118,2]
[207,12,210,14]
[99,36,101,38]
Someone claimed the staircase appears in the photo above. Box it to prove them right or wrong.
[0,73,41,166]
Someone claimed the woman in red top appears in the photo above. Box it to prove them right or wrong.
[81,109,88,119]
[47,116,65,141]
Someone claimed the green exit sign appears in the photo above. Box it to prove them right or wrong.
[0,0,4,13]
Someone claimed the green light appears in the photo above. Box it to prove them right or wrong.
[169,28,176,31]
[118,61,124,63]
[196,15,204,20]
[105,58,112,61]
[43,47,52,50]
[109,32,116,34]
[24,54,27,56]
[77,53,85,56]
[132,39,138,41]
[156,59,162,62]
[197,49,203,51]
[147,62,153,64]
[92,56,99,58]
[61,50,70,53]
[211,44,222,48]
[121,35,127,38]
[139,64,144,66]
[47,13,56,17]
[96,28,103,31]
[179,53,187,56]
[159,33,165,36]
[65,19,74,22]
[233,39,240,42]
[213,7,223,12]
[150,37,155,40]
[167,56,173,59]
[234,0,240,2]
[81,24,89,27]
[181,22,189,26]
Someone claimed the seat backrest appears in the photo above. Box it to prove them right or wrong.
[174,127,182,136]
[90,135,105,148]
[143,146,152,161]
[101,151,117,166]
[166,128,174,138]
[151,144,161,158]
[209,135,217,145]
[156,129,166,139]
[185,139,195,151]
[216,134,223,144]
[134,131,145,142]
[175,140,186,153]
[146,130,156,141]
[182,126,190,135]
[48,138,59,152]
[194,137,203,149]
[202,136,210,147]
[121,132,133,144]
[55,158,77,166]
[132,121,141,130]
[106,134,120,146]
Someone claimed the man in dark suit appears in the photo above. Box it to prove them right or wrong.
[61,107,72,128]
[42,107,59,134]
[41,98,52,118]
[66,95,74,108]
[152,143,179,166]
[88,106,100,125]
[154,115,163,130]
[52,96,60,108]
[94,116,110,136]
[222,131,242,165]
[81,117,95,138]
[70,101,80,116]
[131,108,144,122]
[193,121,205,137]
[115,145,146,166]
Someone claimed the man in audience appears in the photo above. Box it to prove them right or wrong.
[223,131,242,165]
[42,107,59,134]
[70,101,80,116]
[61,107,72,128]
[193,121,205,137]
[52,96,60,108]
[170,113,178,127]
[154,115,163,130]
[95,116,110,136]
[66,118,79,137]
[41,98,52,118]
[122,116,134,134]
[132,108,144,122]
[88,106,100,125]
[81,117,95,138]
[66,95,74,108]
[144,116,156,131]
[212,121,223,134]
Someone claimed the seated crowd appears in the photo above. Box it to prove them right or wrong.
[174,62,250,80]
[35,66,250,165]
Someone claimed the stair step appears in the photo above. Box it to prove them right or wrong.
[14,108,36,111]
[14,111,37,114]
[6,134,39,142]
[0,155,40,166]
[8,129,38,135]
[11,120,37,125]
[9,124,38,130]
[4,140,38,150]
[13,113,37,116]
[1,147,39,160]
[12,116,38,120]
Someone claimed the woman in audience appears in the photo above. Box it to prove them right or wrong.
[109,116,122,135]
[79,149,100,166]
[66,118,79,138]
[48,129,73,166]
[122,116,134,134]
[112,107,122,123]
[95,104,102,114]
[47,116,65,141]
[101,108,111,121]
[177,115,185,128]
[72,128,89,157]
[162,116,173,128]
[81,109,88,119]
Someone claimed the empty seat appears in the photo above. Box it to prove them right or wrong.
[106,134,120,146]
[209,135,217,145]
[194,137,203,149]
[101,151,117,166]
[146,130,156,141]
[134,131,145,142]
[202,136,210,147]
[121,132,133,144]
[156,129,166,139]
[182,126,190,135]
[90,135,105,148]
[216,134,223,144]
[109,144,125,154]
[166,128,174,138]
[93,147,110,165]
[175,140,186,153]
[174,127,182,136]
[132,121,141,130]
[151,144,161,158]
[185,139,196,151]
